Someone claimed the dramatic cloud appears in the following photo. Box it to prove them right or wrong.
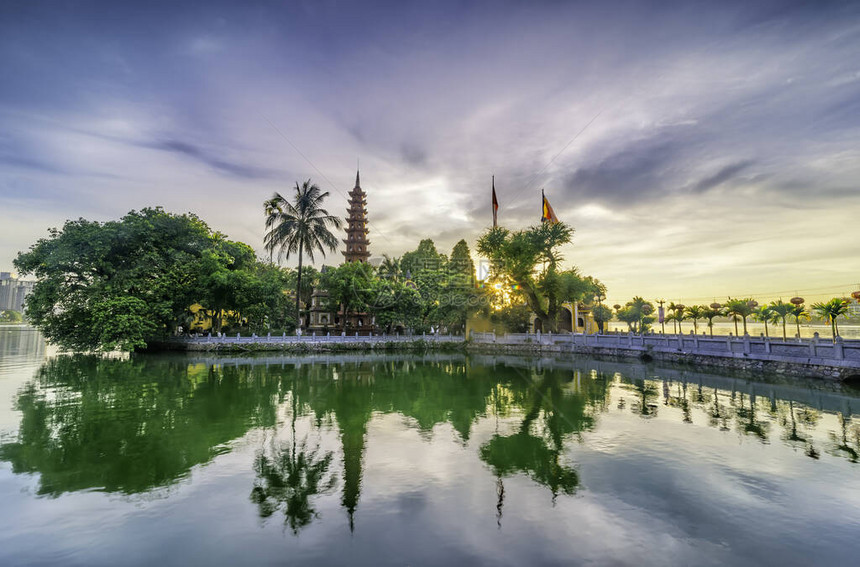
[1,0,859,302]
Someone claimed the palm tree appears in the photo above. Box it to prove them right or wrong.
[790,303,808,338]
[812,298,850,341]
[702,305,724,337]
[724,298,754,335]
[665,311,683,334]
[752,305,774,338]
[684,305,706,334]
[768,300,794,341]
[264,180,343,330]
[668,302,685,334]
[378,254,401,282]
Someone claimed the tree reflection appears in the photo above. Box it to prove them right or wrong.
[734,392,770,442]
[826,412,859,463]
[0,355,281,495]
[250,434,336,534]
[480,369,611,504]
[4,351,860,539]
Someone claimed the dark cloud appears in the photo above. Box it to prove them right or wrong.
[0,154,67,176]
[693,161,755,193]
[2,0,860,295]
[146,139,278,179]
[401,143,428,168]
[562,135,691,206]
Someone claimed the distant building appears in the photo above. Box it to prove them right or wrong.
[529,302,602,334]
[0,272,36,313]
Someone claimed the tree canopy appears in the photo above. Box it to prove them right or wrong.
[14,208,282,351]
[477,223,602,332]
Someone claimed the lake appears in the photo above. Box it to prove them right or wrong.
[1,327,859,566]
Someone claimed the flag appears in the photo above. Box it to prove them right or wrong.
[492,175,499,228]
[541,189,559,224]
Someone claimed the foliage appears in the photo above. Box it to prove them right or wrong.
[320,261,377,332]
[367,277,423,333]
[590,304,613,334]
[812,298,850,339]
[790,303,809,338]
[439,240,482,333]
[684,305,706,334]
[476,223,602,332]
[14,208,295,350]
[489,302,532,333]
[768,300,794,340]
[665,311,683,333]
[667,302,684,333]
[702,305,724,336]
[195,239,290,334]
[377,254,402,282]
[264,180,342,329]
[616,297,655,334]
[15,209,225,350]
[0,309,23,323]
[724,298,755,336]
[400,239,446,277]
[752,305,775,338]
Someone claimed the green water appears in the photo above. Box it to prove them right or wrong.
[1,328,859,566]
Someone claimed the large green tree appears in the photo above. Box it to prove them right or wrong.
[616,297,655,334]
[264,180,342,331]
[439,240,483,333]
[398,239,448,333]
[590,304,613,334]
[320,261,376,333]
[477,223,598,332]
[400,239,446,276]
[14,208,252,351]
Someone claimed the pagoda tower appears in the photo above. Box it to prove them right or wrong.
[343,170,371,263]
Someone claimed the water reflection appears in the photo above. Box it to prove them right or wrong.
[1,352,859,535]
[0,355,282,495]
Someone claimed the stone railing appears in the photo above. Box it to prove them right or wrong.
[470,331,860,359]
[469,331,860,379]
[183,332,463,345]
[175,330,860,379]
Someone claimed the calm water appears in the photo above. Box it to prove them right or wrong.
[1,328,859,566]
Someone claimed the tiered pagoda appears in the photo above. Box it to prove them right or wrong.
[307,169,375,335]
[343,171,370,263]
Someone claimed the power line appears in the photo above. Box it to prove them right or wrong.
[606,282,860,305]
[260,113,394,249]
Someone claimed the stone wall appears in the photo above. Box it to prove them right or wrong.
[469,331,860,381]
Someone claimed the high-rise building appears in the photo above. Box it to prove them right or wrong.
[0,272,35,313]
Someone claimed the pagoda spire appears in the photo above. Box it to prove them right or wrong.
[343,169,370,263]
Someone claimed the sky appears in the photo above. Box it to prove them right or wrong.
[1,0,859,305]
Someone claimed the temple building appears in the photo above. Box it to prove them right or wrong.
[307,170,376,335]
[343,170,371,263]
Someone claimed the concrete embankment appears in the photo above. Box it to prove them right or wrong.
[168,332,860,381]
[160,335,466,354]
[469,332,860,382]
